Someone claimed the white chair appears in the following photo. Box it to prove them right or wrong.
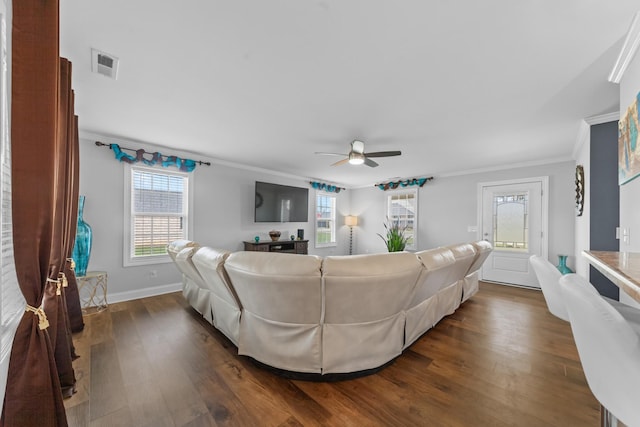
[530,255,640,327]
[559,274,640,427]
[529,255,570,321]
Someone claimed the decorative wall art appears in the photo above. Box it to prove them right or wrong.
[575,165,584,217]
[618,91,640,185]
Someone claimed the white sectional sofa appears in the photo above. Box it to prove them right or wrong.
[168,240,492,376]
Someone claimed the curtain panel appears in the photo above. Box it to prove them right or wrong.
[42,57,78,399]
[63,109,84,335]
[1,1,77,426]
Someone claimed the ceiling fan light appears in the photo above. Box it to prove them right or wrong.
[348,152,365,165]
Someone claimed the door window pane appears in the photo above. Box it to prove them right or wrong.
[493,192,528,250]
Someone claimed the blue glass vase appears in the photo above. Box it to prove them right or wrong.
[72,195,92,277]
[556,255,573,275]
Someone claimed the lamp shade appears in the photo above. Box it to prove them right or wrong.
[345,215,358,227]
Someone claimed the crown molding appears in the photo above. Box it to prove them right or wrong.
[608,10,640,83]
[348,157,574,189]
[584,111,620,125]
[572,112,620,159]
[572,120,591,160]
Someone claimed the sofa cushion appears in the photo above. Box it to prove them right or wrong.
[412,247,457,305]
[167,239,199,262]
[224,252,323,323]
[321,252,423,373]
[191,247,239,344]
[322,252,423,323]
[224,251,324,373]
[462,241,493,302]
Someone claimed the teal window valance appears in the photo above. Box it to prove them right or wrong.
[310,181,344,193]
[376,177,433,191]
[96,141,210,172]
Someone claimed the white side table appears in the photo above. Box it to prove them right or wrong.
[76,271,108,314]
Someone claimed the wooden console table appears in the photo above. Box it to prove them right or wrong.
[582,251,640,303]
[244,239,308,254]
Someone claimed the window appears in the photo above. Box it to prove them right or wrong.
[315,192,336,247]
[387,189,418,250]
[124,165,191,266]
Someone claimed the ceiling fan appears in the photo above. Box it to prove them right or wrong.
[315,140,401,168]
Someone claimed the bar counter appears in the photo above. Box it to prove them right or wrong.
[582,250,640,304]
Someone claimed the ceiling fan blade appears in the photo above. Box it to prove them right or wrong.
[364,150,402,158]
[315,152,346,157]
[364,157,379,167]
[331,158,350,166]
[351,140,365,154]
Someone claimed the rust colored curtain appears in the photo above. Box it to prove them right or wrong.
[1,1,70,426]
[63,117,84,334]
[42,57,79,399]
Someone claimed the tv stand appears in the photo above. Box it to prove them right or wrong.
[243,240,308,255]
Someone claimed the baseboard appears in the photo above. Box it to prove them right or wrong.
[108,282,182,304]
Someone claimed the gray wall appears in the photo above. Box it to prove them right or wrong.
[351,161,576,269]
[589,121,619,299]
[78,133,351,302]
[80,129,575,300]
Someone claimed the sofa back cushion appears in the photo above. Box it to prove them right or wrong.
[467,240,493,276]
[191,247,236,306]
[174,245,206,289]
[322,252,423,323]
[412,247,457,305]
[167,239,199,263]
[444,242,477,282]
[224,251,323,323]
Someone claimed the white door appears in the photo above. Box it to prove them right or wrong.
[479,177,548,288]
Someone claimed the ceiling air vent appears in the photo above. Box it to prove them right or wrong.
[91,48,119,80]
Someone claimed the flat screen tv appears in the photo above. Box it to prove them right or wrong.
[255,181,309,223]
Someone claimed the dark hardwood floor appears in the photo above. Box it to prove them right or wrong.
[64,282,600,426]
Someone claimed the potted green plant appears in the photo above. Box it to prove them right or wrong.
[377,217,409,252]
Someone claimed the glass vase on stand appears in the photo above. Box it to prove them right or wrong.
[72,195,93,277]
[556,255,573,275]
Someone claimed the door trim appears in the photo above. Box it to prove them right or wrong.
[477,176,549,281]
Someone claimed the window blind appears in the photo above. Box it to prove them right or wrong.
[388,190,418,250]
[315,193,336,246]
[131,168,187,257]
[0,10,23,409]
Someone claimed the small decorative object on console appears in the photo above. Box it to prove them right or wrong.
[290,235,295,240]
[269,230,281,241]
[254,236,260,243]
[556,255,573,275]
[72,195,93,276]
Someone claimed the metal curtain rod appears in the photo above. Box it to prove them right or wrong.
[95,141,211,166]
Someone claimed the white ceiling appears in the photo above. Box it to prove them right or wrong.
[60,1,638,187]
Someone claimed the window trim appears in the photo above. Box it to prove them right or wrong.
[123,164,193,267]
[386,188,418,251]
[315,190,337,248]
